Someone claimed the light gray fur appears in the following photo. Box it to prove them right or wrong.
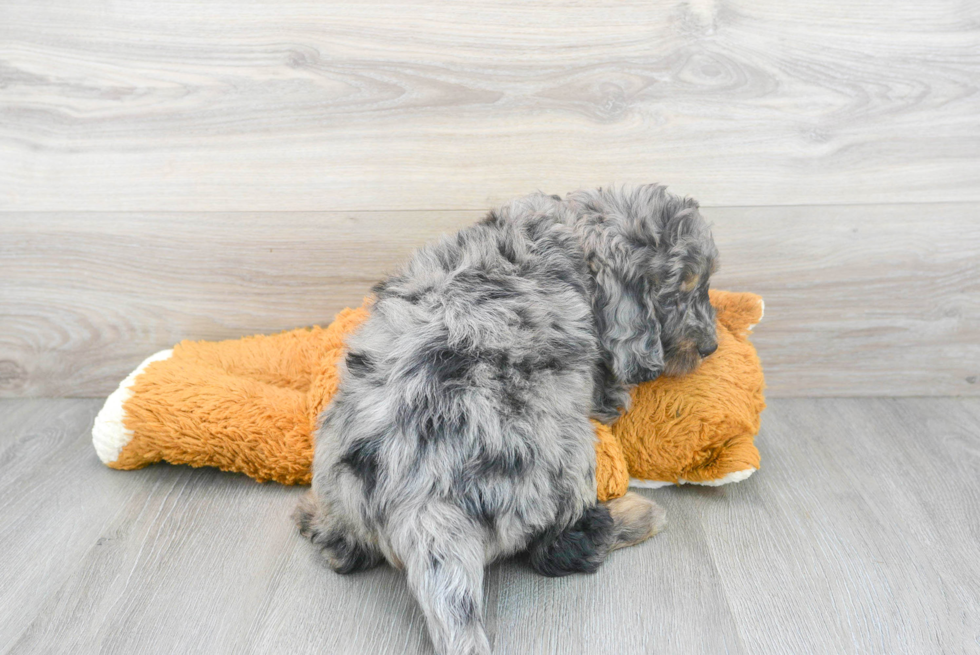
[296,185,719,655]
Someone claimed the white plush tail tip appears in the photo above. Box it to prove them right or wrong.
[748,298,764,331]
[92,349,173,465]
[629,467,757,489]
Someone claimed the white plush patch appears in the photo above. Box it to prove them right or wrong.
[92,349,173,465]
[747,298,764,331]
[629,467,757,489]
[627,478,675,490]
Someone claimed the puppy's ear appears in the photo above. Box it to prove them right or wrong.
[593,269,665,384]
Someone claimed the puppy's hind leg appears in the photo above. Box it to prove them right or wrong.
[604,491,667,552]
[294,490,382,574]
[529,491,665,577]
[393,504,491,655]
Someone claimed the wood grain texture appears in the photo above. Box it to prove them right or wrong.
[1,0,978,211]
[0,399,159,652]
[694,397,980,654]
[2,203,978,398]
[2,397,978,653]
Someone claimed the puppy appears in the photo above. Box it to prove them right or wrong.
[296,185,719,655]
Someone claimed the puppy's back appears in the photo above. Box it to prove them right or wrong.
[323,196,601,551]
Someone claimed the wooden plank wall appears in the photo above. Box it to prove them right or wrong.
[1,0,978,397]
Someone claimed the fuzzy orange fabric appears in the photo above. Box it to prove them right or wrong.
[108,306,369,485]
[593,421,631,500]
[615,290,765,487]
[92,291,764,500]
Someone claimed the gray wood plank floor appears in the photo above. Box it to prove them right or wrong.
[1,398,978,654]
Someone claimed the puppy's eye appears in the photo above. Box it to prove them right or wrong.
[681,272,700,293]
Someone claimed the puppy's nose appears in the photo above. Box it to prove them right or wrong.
[698,342,718,358]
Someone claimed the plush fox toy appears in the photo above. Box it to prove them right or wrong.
[92,290,765,501]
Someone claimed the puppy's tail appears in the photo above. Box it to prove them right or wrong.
[395,504,491,655]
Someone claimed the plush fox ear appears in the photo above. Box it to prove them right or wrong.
[708,290,764,337]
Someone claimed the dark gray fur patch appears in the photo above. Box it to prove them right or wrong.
[528,503,615,577]
[336,437,382,497]
[320,529,383,574]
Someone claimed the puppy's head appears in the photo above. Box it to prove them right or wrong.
[566,185,719,382]
[653,207,719,376]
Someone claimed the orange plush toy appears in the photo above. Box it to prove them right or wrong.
[92,290,765,500]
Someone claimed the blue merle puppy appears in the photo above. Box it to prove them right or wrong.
[296,185,720,655]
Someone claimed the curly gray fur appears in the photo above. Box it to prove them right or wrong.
[297,185,717,655]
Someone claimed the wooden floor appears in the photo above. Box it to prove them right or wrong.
[1,397,977,654]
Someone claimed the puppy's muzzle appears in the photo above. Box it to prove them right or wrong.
[697,341,718,359]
